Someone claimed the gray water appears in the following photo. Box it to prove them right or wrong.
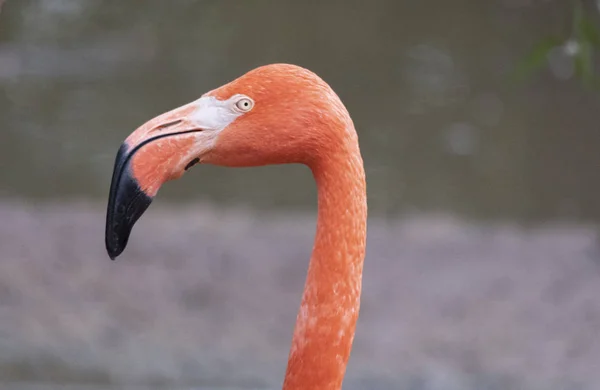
[1,0,599,222]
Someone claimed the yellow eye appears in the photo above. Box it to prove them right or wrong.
[235,97,254,112]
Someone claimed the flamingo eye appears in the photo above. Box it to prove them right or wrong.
[234,96,254,112]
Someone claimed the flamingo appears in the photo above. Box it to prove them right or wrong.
[105,63,367,390]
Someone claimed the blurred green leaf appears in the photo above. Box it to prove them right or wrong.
[573,40,600,89]
[577,17,600,47]
[574,41,593,82]
[572,0,584,27]
[509,36,561,84]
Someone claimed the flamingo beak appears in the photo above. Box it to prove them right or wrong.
[105,143,152,260]
[105,103,203,260]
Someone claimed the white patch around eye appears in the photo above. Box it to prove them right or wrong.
[189,94,250,131]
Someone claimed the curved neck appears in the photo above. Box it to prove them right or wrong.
[282,135,367,390]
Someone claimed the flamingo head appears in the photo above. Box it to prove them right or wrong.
[105,63,352,259]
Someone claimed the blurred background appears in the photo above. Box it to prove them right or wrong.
[1,0,600,389]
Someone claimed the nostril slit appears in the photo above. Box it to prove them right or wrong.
[185,158,200,171]
[156,119,183,130]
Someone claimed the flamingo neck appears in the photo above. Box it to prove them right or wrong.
[282,135,367,390]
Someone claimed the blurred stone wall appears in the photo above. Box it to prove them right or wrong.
[0,202,599,389]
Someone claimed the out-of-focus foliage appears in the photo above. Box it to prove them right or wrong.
[512,0,600,88]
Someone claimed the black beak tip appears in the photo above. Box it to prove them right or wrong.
[105,143,153,260]
[106,232,129,260]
